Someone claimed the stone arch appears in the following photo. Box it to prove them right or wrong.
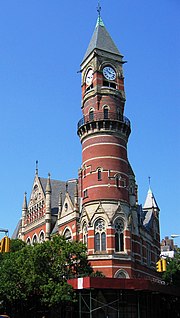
[114,269,129,278]
[63,227,72,241]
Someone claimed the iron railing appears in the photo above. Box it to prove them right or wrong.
[77,112,130,129]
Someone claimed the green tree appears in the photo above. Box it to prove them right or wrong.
[162,248,180,286]
[0,236,93,317]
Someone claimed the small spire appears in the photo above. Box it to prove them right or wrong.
[46,173,52,193]
[58,191,62,219]
[22,192,27,210]
[35,160,38,176]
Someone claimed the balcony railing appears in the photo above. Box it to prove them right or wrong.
[77,112,130,129]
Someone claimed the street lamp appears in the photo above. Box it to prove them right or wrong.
[171,234,180,238]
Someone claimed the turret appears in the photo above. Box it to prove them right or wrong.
[21,192,27,239]
[45,173,52,240]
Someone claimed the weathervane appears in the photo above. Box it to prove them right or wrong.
[148,176,151,188]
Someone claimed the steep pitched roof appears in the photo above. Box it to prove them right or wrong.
[143,188,159,210]
[82,16,123,63]
[39,178,77,215]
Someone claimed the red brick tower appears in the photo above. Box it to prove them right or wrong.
[78,15,138,278]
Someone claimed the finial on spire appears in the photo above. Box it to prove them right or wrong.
[96,2,104,27]
[97,1,101,18]
[36,160,38,175]
[148,176,151,189]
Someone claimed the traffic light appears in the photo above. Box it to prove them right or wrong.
[162,259,167,272]
[0,236,10,253]
[156,259,167,272]
[156,259,162,272]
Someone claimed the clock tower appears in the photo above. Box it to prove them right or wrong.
[77,14,138,278]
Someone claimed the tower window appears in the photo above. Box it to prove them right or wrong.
[84,189,88,198]
[114,219,124,252]
[103,106,109,119]
[89,110,94,121]
[94,219,106,252]
[97,169,102,180]
[103,80,117,89]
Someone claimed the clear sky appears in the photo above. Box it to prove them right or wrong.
[0,0,179,245]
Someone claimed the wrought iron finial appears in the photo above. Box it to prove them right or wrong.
[148,176,151,189]
[35,160,38,175]
[97,1,101,17]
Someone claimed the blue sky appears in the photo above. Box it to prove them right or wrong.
[0,0,179,245]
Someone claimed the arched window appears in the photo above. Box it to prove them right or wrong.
[83,223,88,246]
[64,228,72,241]
[32,234,38,245]
[97,168,102,180]
[103,106,109,119]
[115,269,129,279]
[39,231,45,243]
[89,109,94,121]
[94,219,106,252]
[114,219,124,252]
[26,237,31,245]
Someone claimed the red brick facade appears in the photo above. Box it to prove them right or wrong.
[14,17,161,281]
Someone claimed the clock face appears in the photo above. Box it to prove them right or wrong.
[103,66,116,80]
[86,69,93,86]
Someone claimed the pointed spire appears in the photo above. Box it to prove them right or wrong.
[58,191,62,219]
[22,192,28,210]
[143,187,159,210]
[82,9,123,63]
[45,173,52,193]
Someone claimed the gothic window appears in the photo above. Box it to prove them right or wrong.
[97,168,102,180]
[103,106,109,119]
[64,228,72,241]
[94,219,106,252]
[83,223,88,246]
[114,219,124,252]
[89,109,94,121]
[39,231,45,243]
[26,237,31,245]
[32,234,38,245]
[65,203,68,210]
[115,269,129,279]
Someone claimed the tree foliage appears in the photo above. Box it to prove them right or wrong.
[162,248,180,286]
[0,236,93,317]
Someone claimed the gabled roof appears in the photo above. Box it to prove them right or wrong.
[143,188,159,210]
[82,16,123,63]
[39,178,77,215]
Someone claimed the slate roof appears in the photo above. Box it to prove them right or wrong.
[11,219,22,239]
[82,16,123,63]
[143,188,159,210]
[39,178,77,215]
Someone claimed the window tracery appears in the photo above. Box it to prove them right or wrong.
[94,219,106,252]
